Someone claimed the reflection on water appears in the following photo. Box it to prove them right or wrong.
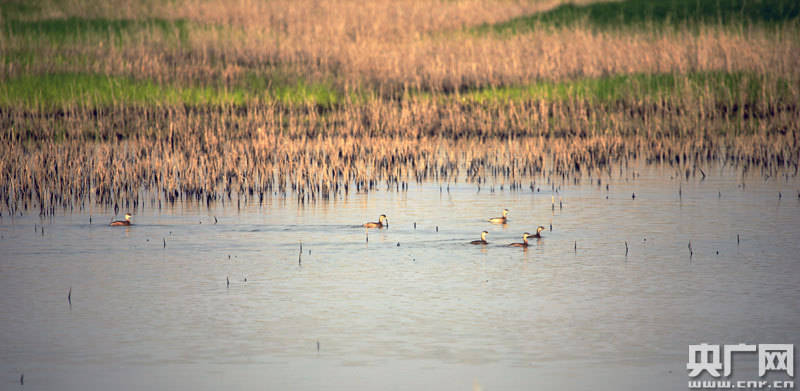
[1,164,799,390]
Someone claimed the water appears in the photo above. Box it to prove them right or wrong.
[1,164,799,390]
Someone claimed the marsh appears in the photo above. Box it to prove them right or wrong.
[1,0,799,389]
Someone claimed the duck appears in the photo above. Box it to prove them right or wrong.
[363,214,388,228]
[110,213,132,226]
[531,226,545,238]
[509,232,531,247]
[470,231,489,245]
[488,209,509,224]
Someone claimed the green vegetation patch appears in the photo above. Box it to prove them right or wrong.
[237,71,343,107]
[0,73,345,109]
[1,71,791,110]
[2,17,190,45]
[0,1,40,19]
[459,72,795,105]
[2,48,95,68]
[480,0,800,34]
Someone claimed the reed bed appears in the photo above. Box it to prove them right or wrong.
[1,0,798,214]
[4,1,799,93]
[1,99,797,215]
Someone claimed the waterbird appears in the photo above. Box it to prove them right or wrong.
[488,209,509,224]
[110,213,132,226]
[470,231,489,245]
[363,214,388,228]
[530,226,545,238]
[509,233,531,247]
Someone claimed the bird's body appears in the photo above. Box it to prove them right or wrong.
[470,231,489,245]
[364,214,388,228]
[110,213,132,226]
[530,226,546,238]
[509,232,531,247]
[488,209,509,224]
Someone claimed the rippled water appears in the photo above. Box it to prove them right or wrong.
[1,163,799,390]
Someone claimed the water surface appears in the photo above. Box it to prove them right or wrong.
[1,163,799,390]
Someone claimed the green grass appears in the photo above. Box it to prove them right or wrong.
[2,72,792,110]
[479,0,800,34]
[2,48,95,68]
[0,73,345,109]
[0,1,40,19]
[2,17,190,45]
[457,72,795,105]
[236,71,344,107]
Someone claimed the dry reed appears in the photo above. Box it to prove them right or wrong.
[1,0,798,215]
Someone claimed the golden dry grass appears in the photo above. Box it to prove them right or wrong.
[0,0,798,213]
[4,0,798,90]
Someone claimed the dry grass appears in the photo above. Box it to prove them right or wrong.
[4,0,798,90]
[2,100,797,214]
[0,0,798,213]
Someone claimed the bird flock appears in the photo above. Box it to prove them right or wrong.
[360,210,546,248]
[108,209,547,248]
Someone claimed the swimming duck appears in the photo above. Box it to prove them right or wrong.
[509,232,531,247]
[110,213,132,226]
[363,214,388,228]
[531,226,545,238]
[470,231,489,245]
[488,209,509,224]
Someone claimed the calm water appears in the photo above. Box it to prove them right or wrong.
[1,164,799,390]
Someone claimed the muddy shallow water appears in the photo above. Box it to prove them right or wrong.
[1,163,799,390]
